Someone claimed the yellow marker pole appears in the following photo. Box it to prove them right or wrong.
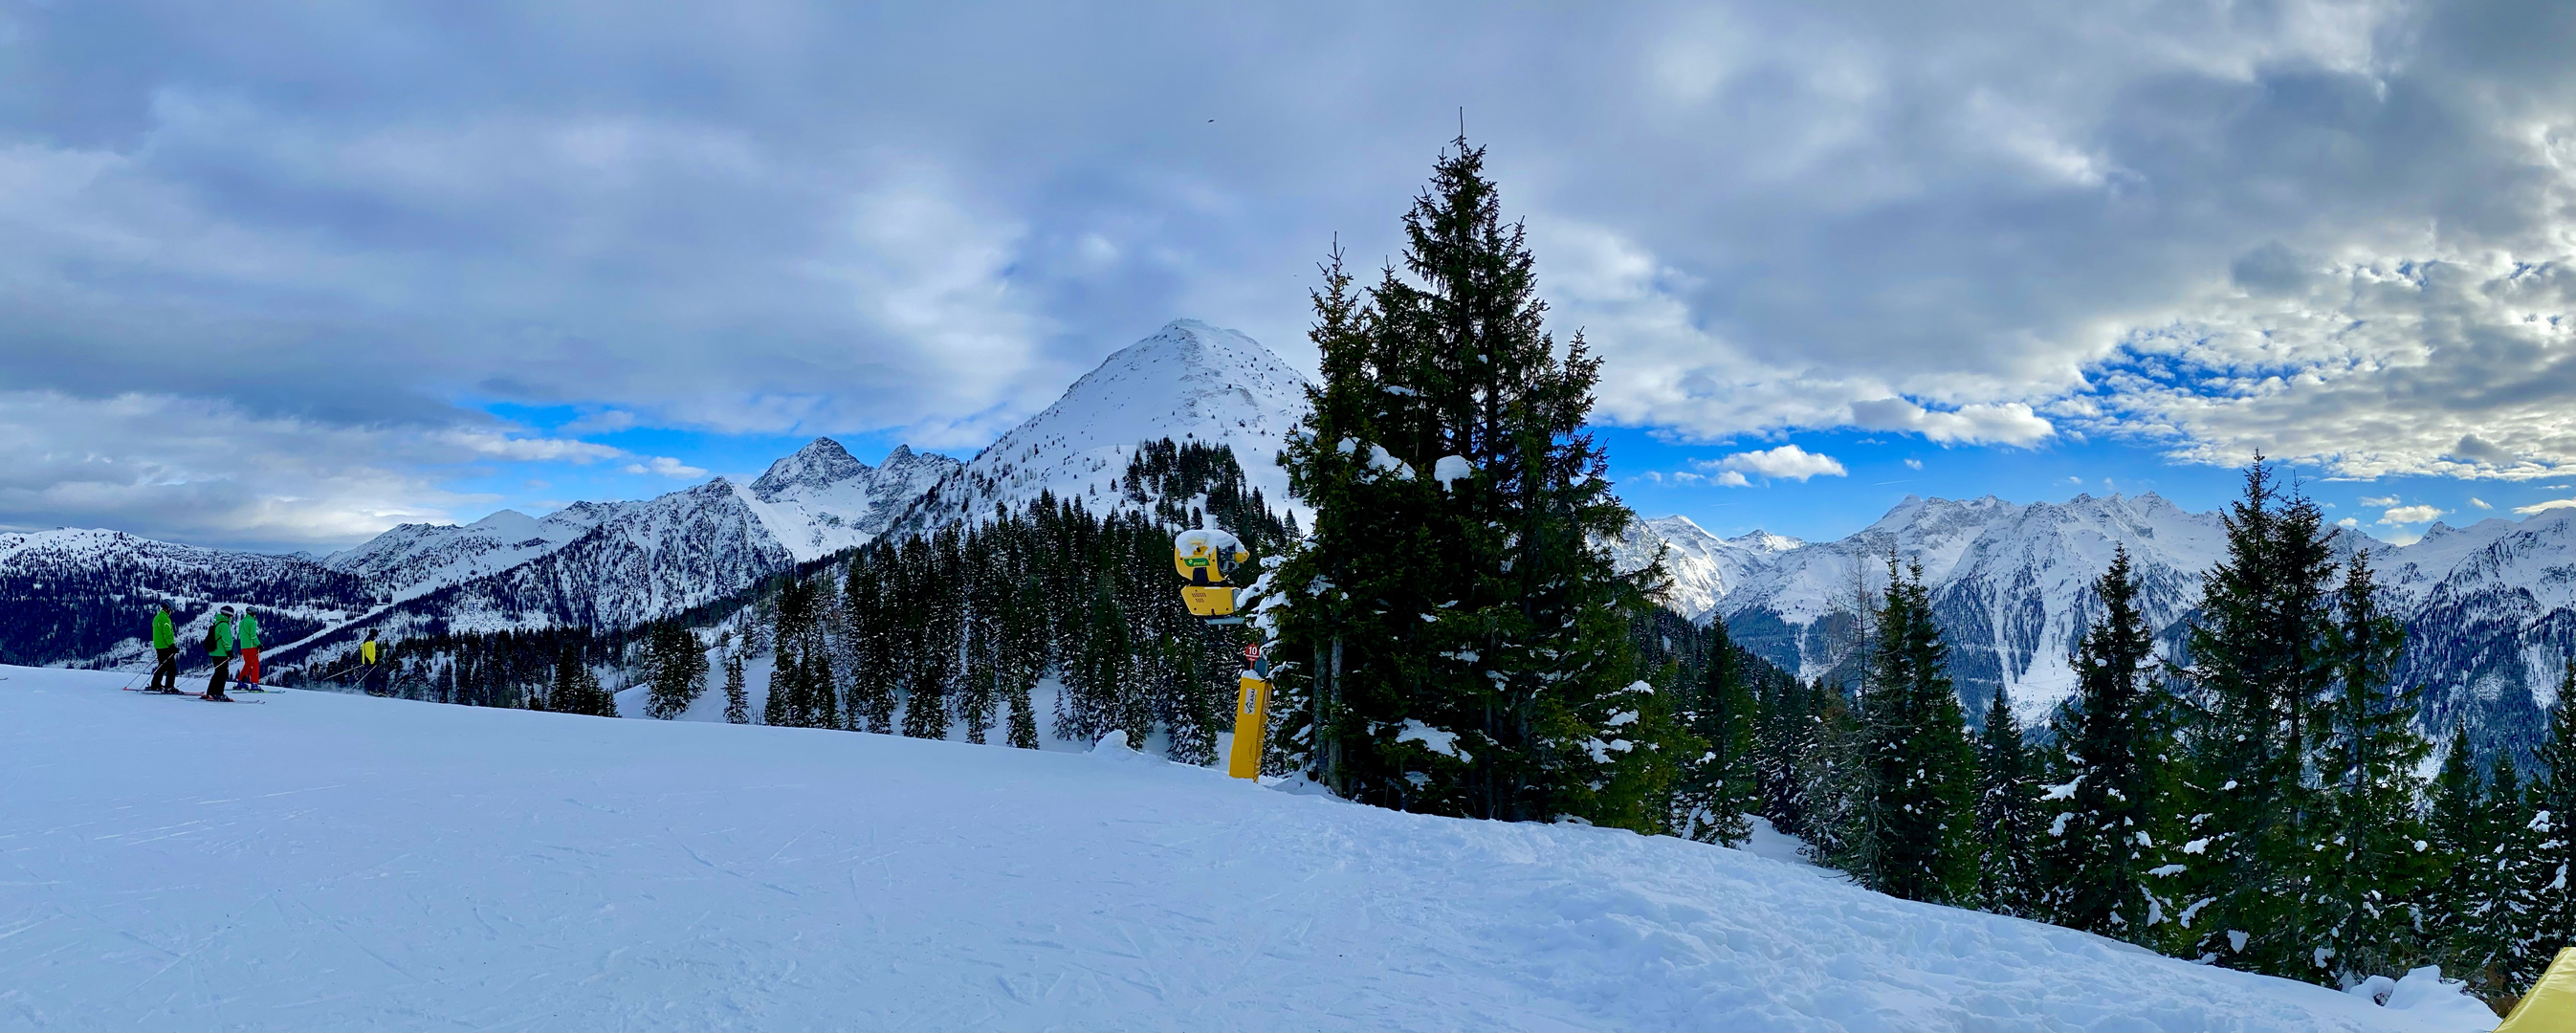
[2499,946,2576,1031]
[1227,643,1269,780]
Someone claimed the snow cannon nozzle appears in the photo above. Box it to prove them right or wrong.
[1174,528,1250,621]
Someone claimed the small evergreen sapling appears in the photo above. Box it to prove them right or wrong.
[1679,622,1759,846]
[722,651,749,725]
[642,623,710,720]
[1974,684,2042,917]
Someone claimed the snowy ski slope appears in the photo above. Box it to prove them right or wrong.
[0,665,2498,1032]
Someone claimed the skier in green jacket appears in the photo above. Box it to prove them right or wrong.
[202,607,235,701]
[234,610,263,692]
[147,604,179,692]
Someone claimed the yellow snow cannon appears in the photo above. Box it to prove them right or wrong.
[2499,946,2576,1031]
[1173,529,1249,622]
[1227,642,1270,780]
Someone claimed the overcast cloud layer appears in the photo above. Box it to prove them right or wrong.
[1,0,2569,550]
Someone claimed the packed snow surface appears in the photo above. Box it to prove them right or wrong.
[0,667,2494,1032]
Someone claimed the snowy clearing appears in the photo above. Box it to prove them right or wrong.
[0,666,2498,1031]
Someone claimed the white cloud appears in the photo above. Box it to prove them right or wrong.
[2515,498,2576,516]
[436,430,627,464]
[0,391,509,549]
[1702,445,1847,483]
[2379,505,2446,525]
[622,456,710,478]
[1714,470,1751,488]
[2085,257,2576,480]
[1904,458,1923,470]
[1,0,2571,544]
[2338,516,2359,527]
[1849,399,2055,446]
[2359,495,2400,507]
[2471,497,2492,510]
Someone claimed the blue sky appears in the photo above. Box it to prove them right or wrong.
[1,2,2570,552]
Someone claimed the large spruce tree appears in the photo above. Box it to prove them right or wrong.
[1848,557,1977,904]
[2308,551,2433,983]
[2171,458,2337,977]
[1272,137,1662,827]
[2518,663,2576,986]
[2042,546,2176,942]
[2424,724,2499,991]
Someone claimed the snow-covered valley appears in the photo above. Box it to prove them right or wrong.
[0,666,2498,1032]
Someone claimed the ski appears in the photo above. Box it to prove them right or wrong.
[197,696,265,704]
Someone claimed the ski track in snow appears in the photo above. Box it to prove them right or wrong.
[0,666,2498,1032]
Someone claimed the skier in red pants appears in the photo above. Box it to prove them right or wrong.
[234,609,262,691]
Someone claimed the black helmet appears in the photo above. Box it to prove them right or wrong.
[219,605,235,615]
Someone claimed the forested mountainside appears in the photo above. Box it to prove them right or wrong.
[0,528,373,668]
[1621,495,2576,765]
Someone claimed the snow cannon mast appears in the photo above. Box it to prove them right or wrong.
[1173,528,1249,624]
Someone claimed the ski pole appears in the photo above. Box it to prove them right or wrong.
[121,655,181,692]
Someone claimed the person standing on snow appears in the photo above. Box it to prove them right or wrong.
[202,606,236,701]
[234,609,262,692]
[359,628,381,694]
[147,603,179,692]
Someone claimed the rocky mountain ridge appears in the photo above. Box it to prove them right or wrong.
[1620,494,2576,757]
[886,319,1310,536]
[2,319,1310,666]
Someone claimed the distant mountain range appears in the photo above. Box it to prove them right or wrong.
[11,316,2576,758]
[0,319,1313,667]
[1621,493,2576,757]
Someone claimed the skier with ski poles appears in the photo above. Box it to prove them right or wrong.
[359,628,382,694]
[234,609,262,692]
[146,603,180,692]
[202,607,236,701]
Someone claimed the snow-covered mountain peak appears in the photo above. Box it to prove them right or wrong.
[1615,516,1806,622]
[736,440,960,562]
[1642,514,1715,540]
[466,509,539,535]
[750,437,871,499]
[1622,491,2235,722]
[1730,529,1803,553]
[324,502,609,603]
[891,319,1312,533]
[543,500,627,528]
[1045,320,1310,469]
